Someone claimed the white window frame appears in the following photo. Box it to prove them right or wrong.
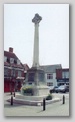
[62,71,69,78]
[47,82,53,86]
[17,59,20,65]
[18,70,21,77]
[47,74,53,79]
[4,56,7,62]
[10,58,14,64]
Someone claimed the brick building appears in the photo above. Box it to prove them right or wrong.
[56,68,69,86]
[4,48,69,92]
[4,47,29,92]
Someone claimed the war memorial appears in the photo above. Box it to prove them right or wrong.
[13,14,49,105]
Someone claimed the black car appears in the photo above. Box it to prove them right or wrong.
[50,86,58,93]
[66,85,69,92]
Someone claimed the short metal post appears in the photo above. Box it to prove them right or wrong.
[62,95,65,104]
[14,92,15,97]
[11,95,13,105]
[11,91,12,95]
[43,98,46,111]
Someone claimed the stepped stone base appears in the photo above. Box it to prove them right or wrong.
[16,93,47,101]
[7,96,61,106]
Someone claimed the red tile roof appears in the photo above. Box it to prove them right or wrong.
[4,50,24,69]
[4,51,18,59]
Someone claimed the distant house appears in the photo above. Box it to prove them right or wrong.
[4,47,28,92]
[56,68,69,86]
[23,64,29,79]
[40,64,62,87]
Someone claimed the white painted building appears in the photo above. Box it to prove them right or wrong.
[40,64,62,88]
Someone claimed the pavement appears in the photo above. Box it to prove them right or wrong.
[4,92,69,116]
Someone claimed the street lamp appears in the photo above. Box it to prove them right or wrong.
[10,66,15,95]
[10,76,12,95]
[13,78,16,97]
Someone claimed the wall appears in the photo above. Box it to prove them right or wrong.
[45,72,57,87]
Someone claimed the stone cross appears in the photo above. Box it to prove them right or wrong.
[32,14,42,67]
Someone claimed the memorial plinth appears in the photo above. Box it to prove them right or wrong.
[15,14,49,103]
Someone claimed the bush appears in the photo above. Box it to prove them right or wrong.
[22,87,34,95]
[46,94,52,100]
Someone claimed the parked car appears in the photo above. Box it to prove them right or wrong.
[55,85,68,93]
[66,85,69,92]
[49,86,54,93]
[50,86,59,93]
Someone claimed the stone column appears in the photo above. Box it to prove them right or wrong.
[32,13,42,68]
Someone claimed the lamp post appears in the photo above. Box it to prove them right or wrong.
[9,65,12,95]
[13,78,16,97]
[10,76,12,95]
[10,65,15,95]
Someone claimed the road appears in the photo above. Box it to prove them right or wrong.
[4,92,69,116]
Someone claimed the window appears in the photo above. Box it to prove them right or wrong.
[10,58,14,64]
[18,70,21,77]
[11,69,16,77]
[7,58,10,63]
[17,59,20,65]
[62,71,69,78]
[47,74,53,79]
[4,68,10,77]
[4,68,8,76]
[47,82,53,86]
[14,59,17,64]
[4,56,7,62]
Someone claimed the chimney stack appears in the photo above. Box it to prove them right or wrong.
[9,47,13,53]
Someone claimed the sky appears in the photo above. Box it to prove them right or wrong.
[4,4,69,68]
